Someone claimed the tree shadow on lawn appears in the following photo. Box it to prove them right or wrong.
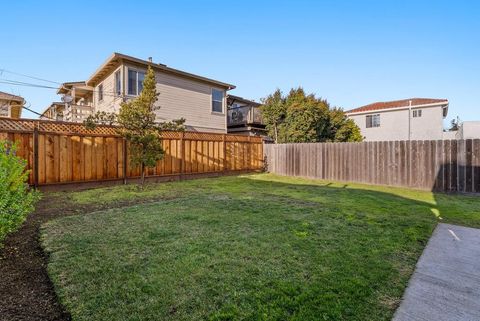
[38,174,480,321]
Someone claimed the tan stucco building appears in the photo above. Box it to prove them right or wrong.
[346,98,449,141]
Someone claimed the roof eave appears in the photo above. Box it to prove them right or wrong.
[346,101,449,116]
[86,53,236,90]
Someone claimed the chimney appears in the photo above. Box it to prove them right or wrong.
[148,57,153,63]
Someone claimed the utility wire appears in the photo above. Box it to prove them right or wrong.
[0,79,121,97]
[22,105,54,120]
[0,68,62,85]
[0,67,136,97]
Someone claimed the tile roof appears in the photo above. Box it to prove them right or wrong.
[346,98,448,114]
[0,91,24,102]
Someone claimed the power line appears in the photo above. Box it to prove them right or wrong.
[0,67,122,96]
[0,79,121,97]
[0,68,62,85]
[22,105,54,119]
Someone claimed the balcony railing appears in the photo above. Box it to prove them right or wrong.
[228,106,263,126]
[63,104,94,122]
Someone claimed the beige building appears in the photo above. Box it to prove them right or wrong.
[346,98,449,141]
[0,91,24,119]
[83,53,235,133]
[42,53,235,132]
[41,82,94,122]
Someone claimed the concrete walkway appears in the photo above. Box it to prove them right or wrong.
[393,223,480,321]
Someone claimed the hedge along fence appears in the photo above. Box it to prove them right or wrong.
[264,140,480,193]
[0,118,264,187]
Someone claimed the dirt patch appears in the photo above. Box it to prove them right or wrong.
[0,193,173,321]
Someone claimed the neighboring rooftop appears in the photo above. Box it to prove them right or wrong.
[86,52,236,90]
[227,94,261,107]
[0,91,24,103]
[346,98,449,114]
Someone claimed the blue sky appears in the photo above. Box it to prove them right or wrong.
[0,0,479,125]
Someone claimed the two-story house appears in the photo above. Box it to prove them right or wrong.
[85,53,235,133]
[346,98,449,141]
[43,53,235,133]
[0,91,24,119]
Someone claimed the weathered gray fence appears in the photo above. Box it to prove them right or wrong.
[263,140,480,193]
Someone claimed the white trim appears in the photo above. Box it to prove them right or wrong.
[346,101,449,116]
[127,67,146,96]
[98,83,104,102]
[211,87,225,114]
[114,68,122,97]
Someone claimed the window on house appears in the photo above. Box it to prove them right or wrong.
[115,70,121,96]
[413,109,422,118]
[127,69,146,96]
[366,114,380,128]
[212,89,224,113]
[98,83,103,102]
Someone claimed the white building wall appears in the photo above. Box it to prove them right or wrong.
[348,105,445,141]
[456,121,480,139]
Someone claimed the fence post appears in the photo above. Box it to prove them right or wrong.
[33,125,39,188]
[180,132,185,180]
[223,134,227,172]
[247,135,252,170]
[122,138,127,184]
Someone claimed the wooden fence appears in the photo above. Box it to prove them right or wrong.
[0,118,263,187]
[264,140,480,193]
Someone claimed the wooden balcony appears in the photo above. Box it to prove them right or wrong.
[227,106,263,127]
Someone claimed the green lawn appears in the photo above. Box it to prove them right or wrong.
[41,174,480,321]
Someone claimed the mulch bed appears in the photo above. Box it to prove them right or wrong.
[0,194,160,321]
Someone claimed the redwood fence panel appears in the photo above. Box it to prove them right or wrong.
[264,140,480,193]
[0,118,263,187]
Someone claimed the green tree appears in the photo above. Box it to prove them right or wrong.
[117,66,185,186]
[281,88,331,143]
[0,141,39,246]
[85,66,185,186]
[84,111,117,129]
[328,107,364,142]
[259,87,362,143]
[260,89,286,143]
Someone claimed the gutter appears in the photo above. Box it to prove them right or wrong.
[346,101,449,116]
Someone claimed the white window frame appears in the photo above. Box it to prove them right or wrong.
[413,109,422,118]
[211,88,224,114]
[127,68,146,96]
[114,69,122,97]
[366,114,380,128]
[98,83,104,102]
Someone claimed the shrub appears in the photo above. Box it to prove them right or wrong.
[0,140,39,246]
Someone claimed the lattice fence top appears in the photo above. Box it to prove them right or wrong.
[0,117,264,142]
[0,117,119,136]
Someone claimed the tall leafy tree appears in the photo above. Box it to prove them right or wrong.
[260,89,286,143]
[259,87,362,143]
[281,88,331,143]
